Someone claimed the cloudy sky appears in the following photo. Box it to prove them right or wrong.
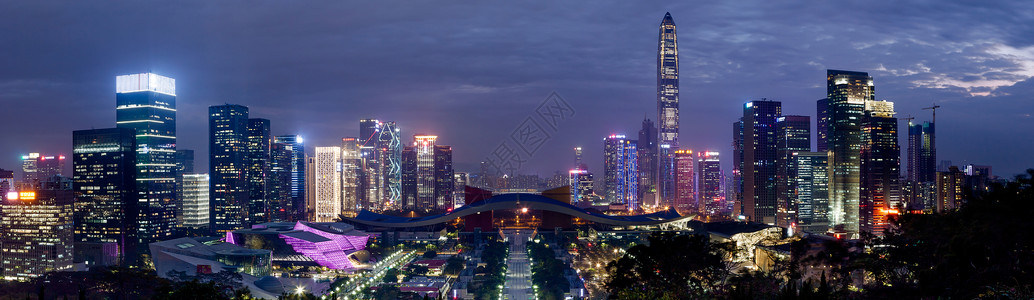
[2,1,1033,179]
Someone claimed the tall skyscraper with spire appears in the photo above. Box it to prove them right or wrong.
[115,73,176,253]
[657,12,680,206]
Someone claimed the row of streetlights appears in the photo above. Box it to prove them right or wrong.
[322,249,417,300]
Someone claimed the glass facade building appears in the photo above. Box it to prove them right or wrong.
[697,151,723,218]
[673,149,695,215]
[657,13,680,207]
[794,152,829,233]
[776,115,811,227]
[826,70,874,237]
[247,118,271,224]
[860,100,900,236]
[273,135,306,220]
[115,73,177,251]
[209,104,250,233]
[1,179,75,280]
[72,128,137,265]
[181,174,210,229]
[742,100,782,225]
[603,135,638,209]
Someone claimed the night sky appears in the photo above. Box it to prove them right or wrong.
[2,1,1033,179]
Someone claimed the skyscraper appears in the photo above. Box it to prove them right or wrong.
[72,128,136,265]
[174,149,194,226]
[209,104,250,233]
[776,115,811,227]
[247,118,271,224]
[20,153,65,189]
[181,174,209,229]
[434,145,454,212]
[116,73,177,247]
[414,135,438,210]
[638,118,658,203]
[657,12,680,207]
[273,135,306,220]
[378,122,403,205]
[906,121,936,210]
[673,149,695,214]
[2,177,74,280]
[569,169,594,204]
[860,100,900,236]
[816,98,829,152]
[826,69,874,237]
[697,151,723,218]
[268,143,294,222]
[341,137,362,215]
[794,152,829,233]
[309,147,342,222]
[401,146,418,210]
[936,166,964,212]
[742,100,782,224]
[603,135,638,209]
[732,120,744,217]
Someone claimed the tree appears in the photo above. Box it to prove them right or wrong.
[383,268,401,283]
[605,232,734,299]
[443,256,465,276]
[422,250,437,259]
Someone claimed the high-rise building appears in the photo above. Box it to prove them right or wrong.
[268,143,294,222]
[0,169,13,199]
[378,122,403,205]
[816,99,829,152]
[174,149,195,226]
[20,153,65,189]
[116,73,177,248]
[414,135,438,210]
[657,12,680,208]
[860,100,900,236]
[906,121,936,210]
[1,177,74,280]
[434,145,454,212]
[72,128,137,266]
[603,135,638,209]
[776,115,811,227]
[273,135,306,219]
[794,152,829,233]
[697,151,723,218]
[401,146,418,210]
[341,137,362,215]
[673,149,695,214]
[732,121,744,217]
[936,166,965,213]
[825,70,874,237]
[453,172,468,208]
[569,169,594,204]
[209,104,250,233]
[573,147,585,170]
[309,147,342,222]
[247,118,271,224]
[181,174,210,229]
[742,100,782,225]
[638,118,658,203]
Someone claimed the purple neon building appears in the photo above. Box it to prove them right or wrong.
[225,221,371,270]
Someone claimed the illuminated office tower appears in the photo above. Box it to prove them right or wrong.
[273,135,306,219]
[860,100,900,236]
[358,119,383,208]
[378,122,402,204]
[309,147,342,222]
[638,118,658,203]
[657,12,680,207]
[414,135,438,210]
[209,104,250,233]
[268,143,294,221]
[341,137,362,215]
[116,73,177,246]
[72,128,136,266]
[433,145,454,212]
[826,70,873,237]
[603,135,639,209]
[673,149,695,214]
[741,100,782,224]
[20,153,65,189]
[697,151,723,218]
[568,169,594,204]
[0,169,12,198]
[732,121,744,217]
[776,115,811,227]
[794,152,829,233]
[401,146,418,210]
[1,177,74,280]
[453,172,468,208]
[247,118,271,224]
[817,99,829,152]
[906,121,936,211]
[936,166,964,212]
[181,174,209,229]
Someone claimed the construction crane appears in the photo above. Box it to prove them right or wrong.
[923,104,941,124]
[900,115,915,125]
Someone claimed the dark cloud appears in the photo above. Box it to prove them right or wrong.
[1,0,1032,179]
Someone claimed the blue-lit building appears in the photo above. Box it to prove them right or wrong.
[273,135,306,220]
[115,73,177,252]
[603,135,638,209]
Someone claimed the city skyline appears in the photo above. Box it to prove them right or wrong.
[2,2,1034,181]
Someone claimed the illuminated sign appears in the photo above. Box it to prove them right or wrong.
[116,73,176,96]
[6,191,17,200]
[19,191,36,200]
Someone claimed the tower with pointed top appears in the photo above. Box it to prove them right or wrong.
[657,12,680,207]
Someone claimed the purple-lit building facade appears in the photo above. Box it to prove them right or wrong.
[225,221,370,270]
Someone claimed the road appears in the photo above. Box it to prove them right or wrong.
[503,229,534,300]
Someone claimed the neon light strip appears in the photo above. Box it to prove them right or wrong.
[117,105,176,112]
[116,120,163,124]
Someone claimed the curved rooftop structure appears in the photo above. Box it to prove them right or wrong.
[343,192,694,229]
